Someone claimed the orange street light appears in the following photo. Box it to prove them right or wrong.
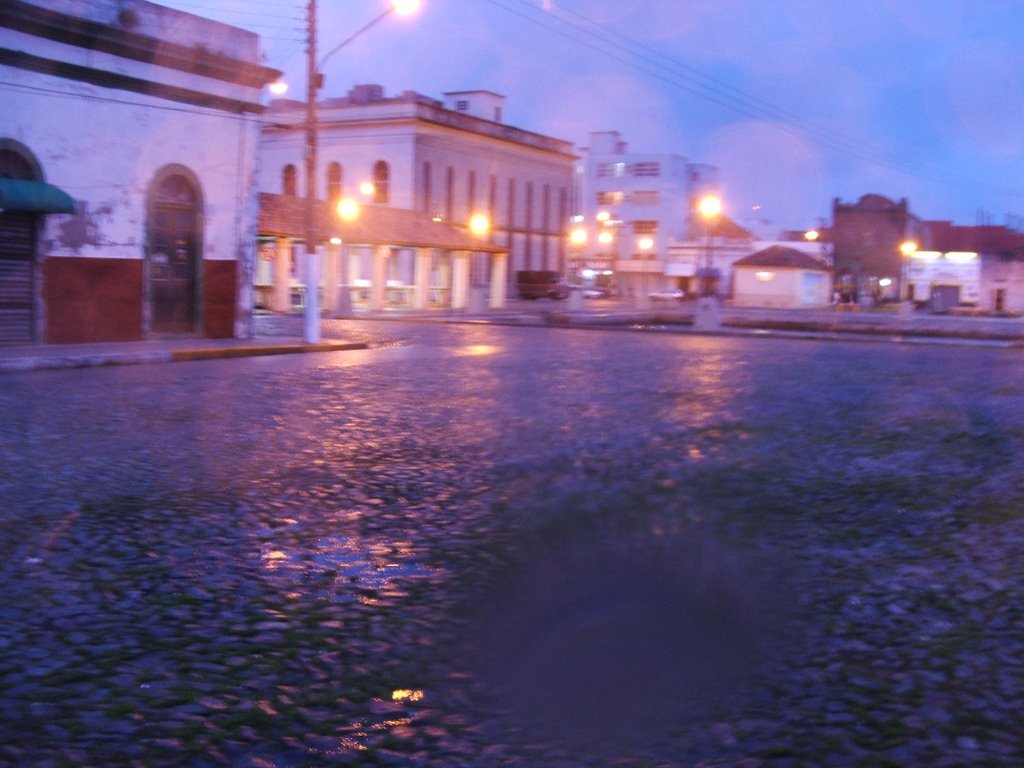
[337,197,359,222]
[698,194,722,220]
[468,211,489,239]
[391,0,420,15]
[469,212,490,238]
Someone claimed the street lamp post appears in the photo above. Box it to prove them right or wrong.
[302,0,420,343]
[637,236,654,308]
[568,225,587,309]
[697,194,721,298]
[467,212,490,313]
[900,239,918,311]
[569,225,587,278]
[333,197,359,316]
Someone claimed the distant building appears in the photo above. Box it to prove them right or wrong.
[917,221,1024,312]
[731,246,832,308]
[573,130,719,297]
[831,194,920,299]
[0,0,278,344]
[258,85,575,307]
[665,216,755,298]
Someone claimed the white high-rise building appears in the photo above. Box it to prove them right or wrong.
[573,131,719,297]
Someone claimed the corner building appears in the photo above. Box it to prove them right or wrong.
[258,86,576,301]
[0,0,278,344]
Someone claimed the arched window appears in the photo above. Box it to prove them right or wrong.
[282,164,297,196]
[373,160,389,204]
[326,162,343,203]
[0,148,36,180]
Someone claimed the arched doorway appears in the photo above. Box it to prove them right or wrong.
[0,143,43,344]
[147,169,202,335]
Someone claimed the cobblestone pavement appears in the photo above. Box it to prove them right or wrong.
[1,318,1023,767]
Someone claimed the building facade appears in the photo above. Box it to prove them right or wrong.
[573,130,719,297]
[831,194,920,300]
[0,0,277,344]
[917,220,1024,311]
[258,85,575,304]
[731,246,832,308]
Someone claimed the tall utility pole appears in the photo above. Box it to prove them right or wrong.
[299,1,419,341]
[303,0,320,344]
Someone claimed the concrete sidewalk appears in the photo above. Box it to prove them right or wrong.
[0,336,369,373]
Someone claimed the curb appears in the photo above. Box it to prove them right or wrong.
[169,341,368,362]
[0,341,371,374]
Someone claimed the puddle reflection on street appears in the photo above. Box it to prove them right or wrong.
[460,530,795,755]
[257,527,437,604]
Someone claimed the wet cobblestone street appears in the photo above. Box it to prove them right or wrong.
[1,318,1023,766]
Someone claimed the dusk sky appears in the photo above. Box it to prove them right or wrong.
[163,0,1024,234]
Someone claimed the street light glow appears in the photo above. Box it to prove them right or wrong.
[569,227,587,246]
[391,0,420,15]
[900,240,918,257]
[268,79,288,96]
[337,197,359,221]
[359,181,375,197]
[469,212,490,237]
[638,237,654,251]
[804,229,819,241]
[598,230,613,245]
[698,195,722,219]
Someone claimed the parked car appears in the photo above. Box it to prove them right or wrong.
[517,270,568,300]
[648,288,685,302]
[582,286,610,299]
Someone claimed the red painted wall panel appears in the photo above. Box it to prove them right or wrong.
[203,260,236,338]
[43,257,143,344]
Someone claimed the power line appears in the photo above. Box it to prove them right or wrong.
[481,0,1024,200]
[482,0,926,176]
[159,1,303,23]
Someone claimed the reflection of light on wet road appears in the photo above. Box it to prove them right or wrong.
[462,533,792,754]
[257,529,438,602]
[261,550,288,567]
[391,689,424,702]
[453,344,500,357]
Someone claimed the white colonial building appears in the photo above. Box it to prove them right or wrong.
[572,130,719,298]
[257,85,576,308]
[0,0,277,344]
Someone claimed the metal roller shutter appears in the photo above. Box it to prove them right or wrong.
[0,212,36,344]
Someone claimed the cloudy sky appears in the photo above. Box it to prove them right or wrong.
[163,0,1024,233]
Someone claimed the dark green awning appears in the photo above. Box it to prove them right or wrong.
[0,178,76,214]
